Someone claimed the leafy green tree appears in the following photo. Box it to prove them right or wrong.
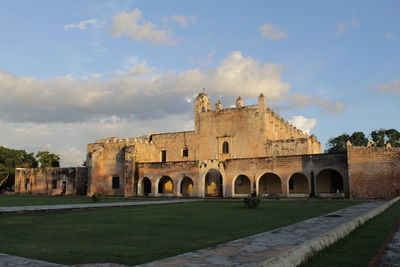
[0,146,39,190]
[384,129,400,147]
[325,133,350,153]
[326,128,399,153]
[370,129,386,147]
[349,132,369,146]
[36,151,60,167]
[371,128,400,147]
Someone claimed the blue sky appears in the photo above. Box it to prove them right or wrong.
[0,0,399,166]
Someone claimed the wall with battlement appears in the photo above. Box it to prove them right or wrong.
[347,145,400,199]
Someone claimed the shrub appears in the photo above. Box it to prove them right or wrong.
[92,192,102,203]
[243,196,261,209]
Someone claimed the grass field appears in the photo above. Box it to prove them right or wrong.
[301,200,400,266]
[0,200,359,266]
[0,195,143,207]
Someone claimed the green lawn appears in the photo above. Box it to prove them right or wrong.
[0,200,360,266]
[301,200,400,267]
[0,195,143,207]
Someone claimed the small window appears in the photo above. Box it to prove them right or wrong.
[289,179,294,190]
[182,149,188,157]
[112,176,120,189]
[52,179,57,189]
[222,141,229,154]
[161,150,167,162]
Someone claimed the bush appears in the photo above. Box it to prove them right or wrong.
[243,196,261,209]
[91,192,102,203]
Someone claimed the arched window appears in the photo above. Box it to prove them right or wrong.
[222,141,229,154]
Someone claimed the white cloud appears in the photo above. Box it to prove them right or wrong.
[377,80,400,94]
[109,8,179,45]
[385,32,398,40]
[288,115,317,134]
[64,19,97,30]
[0,51,343,125]
[259,23,288,40]
[337,23,346,35]
[0,113,194,167]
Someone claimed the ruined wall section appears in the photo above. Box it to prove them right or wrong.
[348,145,400,198]
[87,137,161,196]
[149,131,196,162]
[15,167,87,196]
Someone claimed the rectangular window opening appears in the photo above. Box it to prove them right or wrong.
[161,150,167,162]
[112,176,120,189]
[52,179,57,189]
[182,149,189,157]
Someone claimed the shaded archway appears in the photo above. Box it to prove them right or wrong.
[258,173,282,195]
[288,173,309,194]
[205,169,223,197]
[158,176,174,194]
[234,175,251,194]
[141,177,151,196]
[316,169,344,194]
[180,176,194,196]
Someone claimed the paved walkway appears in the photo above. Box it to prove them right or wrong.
[138,198,399,267]
[0,199,202,214]
[377,221,400,267]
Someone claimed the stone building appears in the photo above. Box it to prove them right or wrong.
[14,92,400,199]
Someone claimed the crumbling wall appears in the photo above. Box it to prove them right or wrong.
[14,167,87,196]
[348,145,400,198]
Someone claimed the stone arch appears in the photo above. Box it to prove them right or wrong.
[316,169,344,194]
[158,176,174,194]
[180,176,194,196]
[288,173,309,194]
[233,174,251,195]
[258,173,282,195]
[205,169,223,197]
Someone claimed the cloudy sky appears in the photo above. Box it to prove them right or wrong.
[1,0,399,166]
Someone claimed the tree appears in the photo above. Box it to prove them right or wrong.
[371,128,400,147]
[384,129,400,147]
[36,151,60,167]
[0,146,39,191]
[326,128,399,153]
[370,129,386,147]
[349,132,369,146]
[325,133,350,153]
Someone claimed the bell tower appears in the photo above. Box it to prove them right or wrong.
[194,90,211,132]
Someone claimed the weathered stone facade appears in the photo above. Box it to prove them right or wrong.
[14,167,87,196]
[14,93,400,199]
